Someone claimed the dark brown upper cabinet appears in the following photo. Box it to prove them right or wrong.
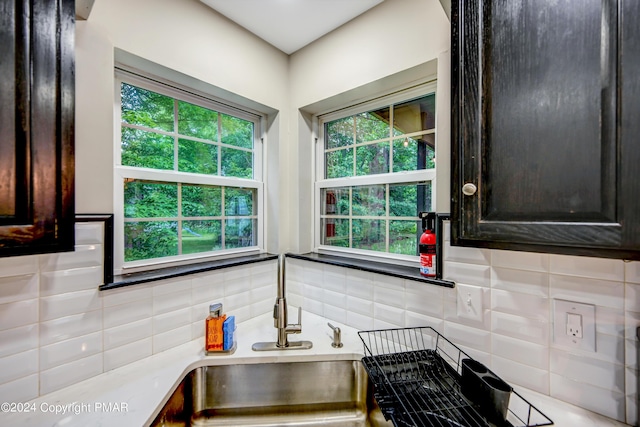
[0,0,75,257]
[451,0,640,260]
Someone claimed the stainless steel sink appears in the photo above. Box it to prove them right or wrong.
[149,360,393,427]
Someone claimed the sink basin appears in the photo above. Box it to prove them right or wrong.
[149,359,393,427]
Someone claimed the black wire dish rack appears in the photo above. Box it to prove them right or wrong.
[358,327,554,427]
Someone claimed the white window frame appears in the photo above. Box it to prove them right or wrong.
[114,70,265,275]
[313,82,437,266]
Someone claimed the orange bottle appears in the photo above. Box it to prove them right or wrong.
[205,303,226,352]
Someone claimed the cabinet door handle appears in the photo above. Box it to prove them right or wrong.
[462,183,477,196]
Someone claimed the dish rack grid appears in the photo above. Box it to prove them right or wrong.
[358,327,553,427]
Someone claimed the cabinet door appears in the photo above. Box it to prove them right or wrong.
[452,0,640,259]
[0,0,75,257]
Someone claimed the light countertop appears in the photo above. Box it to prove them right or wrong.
[0,312,631,427]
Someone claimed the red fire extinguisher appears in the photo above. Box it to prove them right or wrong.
[326,192,336,238]
[419,212,436,277]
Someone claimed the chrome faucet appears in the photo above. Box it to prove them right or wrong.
[252,254,313,351]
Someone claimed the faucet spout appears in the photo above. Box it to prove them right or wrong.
[252,254,313,351]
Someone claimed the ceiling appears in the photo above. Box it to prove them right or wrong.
[199,0,385,54]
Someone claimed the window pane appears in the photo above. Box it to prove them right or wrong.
[124,221,178,261]
[182,185,221,217]
[322,188,349,216]
[325,116,354,149]
[225,219,255,248]
[124,181,177,218]
[121,83,174,132]
[392,134,435,172]
[178,138,218,175]
[326,148,353,179]
[352,219,385,252]
[225,188,255,216]
[178,101,218,141]
[221,147,252,179]
[390,182,430,217]
[355,107,390,143]
[221,113,253,149]
[389,220,419,256]
[121,128,174,170]
[321,218,349,247]
[352,185,385,216]
[182,220,222,254]
[356,143,389,176]
[393,94,436,134]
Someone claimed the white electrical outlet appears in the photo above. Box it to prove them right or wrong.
[553,299,596,352]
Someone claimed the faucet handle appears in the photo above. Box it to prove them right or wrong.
[296,306,302,325]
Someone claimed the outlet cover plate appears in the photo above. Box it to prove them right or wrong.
[553,299,596,352]
[456,284,483,322]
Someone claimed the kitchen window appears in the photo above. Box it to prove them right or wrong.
[114,72,263,275]
[315,84,436,263]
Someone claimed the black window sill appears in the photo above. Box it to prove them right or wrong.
[99,253,279,291]
[285,252,455,288]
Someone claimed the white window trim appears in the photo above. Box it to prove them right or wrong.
[313,82,437,266]
[113,71,265,275]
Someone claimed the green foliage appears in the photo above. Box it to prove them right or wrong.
[120,83,259,263]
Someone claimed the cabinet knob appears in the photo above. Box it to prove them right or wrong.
[462,183,477,196]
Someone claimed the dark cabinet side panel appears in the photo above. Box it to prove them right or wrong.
[0,0,75,257]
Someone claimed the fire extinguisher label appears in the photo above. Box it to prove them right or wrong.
[419,244,436,255]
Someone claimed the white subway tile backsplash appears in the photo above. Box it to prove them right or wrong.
[251,298,273,318]
[491,267,549,297]
[0,374,38,403]
[374,285,405,309]
[550,373,625,422]
[491,311,548,345]
[0,274,38,304]
[40,310,102,346]
[39,353,103,395]
[101,283,152,307]
[0,349,38,384]
[492,250,548,272]
[0,299,38,331]
[103,298,152,329]
[0,324,38,358]
[405,281,443,318]
[191,279,224,305]
[104,338,152,372]
[347,296,373,317]
[444,242,491,265]
[40,289,101,321]
[39,266,102,296]
[346,270,374,299]
[153,289,191,316]
[104,318,152,350]
[444,321,491,353]
[323,265,346,294]
[374,303,404,327]
[346,311,373,331]
[223,265,251,284]
[224,291,251,312]
[40,332,102,371]
[0,255,38,278]
[75,222,103,245]
[250,284,274,306]
[491,355,550,394]
[303,297,323,316]
[373,274,404,291]
[626,283,640,312]
[550,254,625,281]
[491,334,549,370]
[153,278,191,296]
[323,289,346,309]
[626,366,638,426]
[153,307,191,335]
[225,275,251,296]
[443,262,491,287]
[323,305,346,324]
[550,275,624,310]
[550,349,624,393]
[39,244,103,273]
[404,311,443,332]
[625,261,640,284]
[152,324,191,354]
[491,289,549,321]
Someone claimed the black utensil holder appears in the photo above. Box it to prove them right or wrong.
[461,358,513,424]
